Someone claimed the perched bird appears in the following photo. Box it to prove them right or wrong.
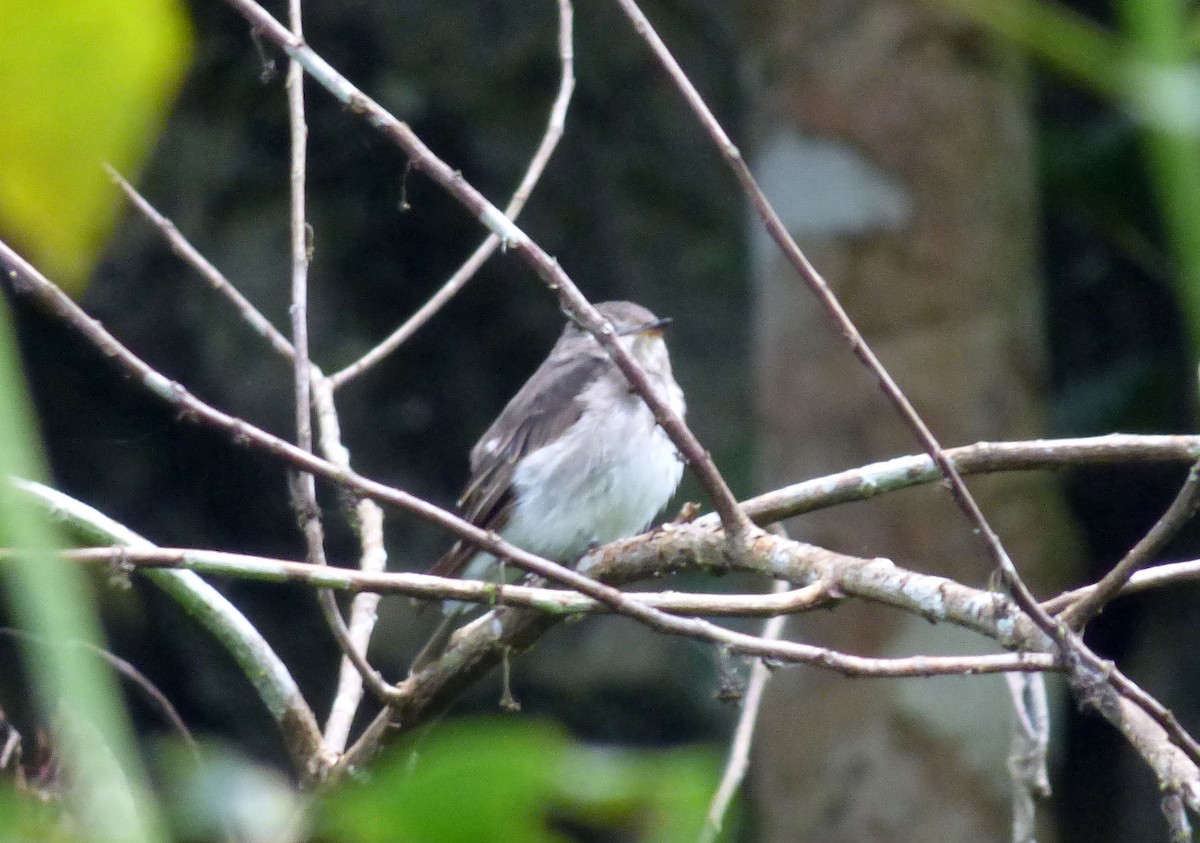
[413,300,686,670]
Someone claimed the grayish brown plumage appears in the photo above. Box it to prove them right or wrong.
[429,300,686,580]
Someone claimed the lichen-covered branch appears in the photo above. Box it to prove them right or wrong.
[10,479,333,782]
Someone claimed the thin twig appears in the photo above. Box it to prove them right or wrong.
[119,113,398,738]
[0,708,19,774]
[327,0,576,390]
[315,375,391,751]
[699,580,789,843]
[216,0,750,540]
[0,628,198,755]
[106,167,295,359]
[286,0,314,526]
[113,73,397,747]
[36,543,1200,616]
[1105,696,1200,820]
[1006,671,1050,843]
[281,0,399,717]
[1061,458,1200,628]
[1163,789,1194,843]
[1042,558,1200,613]
[1107,666,1200,765]
[36,545,839,616]
[604,0,1200,777]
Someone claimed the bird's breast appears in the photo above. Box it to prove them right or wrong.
[504,385,683,562]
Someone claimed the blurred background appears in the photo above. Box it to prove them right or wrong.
[3,0,1200,840]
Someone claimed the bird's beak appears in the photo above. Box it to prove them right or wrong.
[620,316,672,337]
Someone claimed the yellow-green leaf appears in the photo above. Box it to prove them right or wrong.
[0,0,192,294]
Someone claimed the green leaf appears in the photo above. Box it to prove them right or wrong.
[319,719,729,843]
[928,0,1126,98]
[0,291,165,841]
[0,0,192,293]
[0,785,71,843]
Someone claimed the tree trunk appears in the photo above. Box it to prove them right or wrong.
[744,2,1077,839]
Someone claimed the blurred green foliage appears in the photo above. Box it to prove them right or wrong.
[0,787,70,843]
[0,293,163,841]
[320,719,729,843]
[0,0,192,293]
[2,719,729,843]
[155,741,308,843]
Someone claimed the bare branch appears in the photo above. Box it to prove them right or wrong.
[1006,672,1051,843]
[20,522,1058,673]
[216,0,751,540]
[41,543,1200,618]
[0,628,197,755]
[737,435,1200,526]
[116,111,403,742]
[10,536,1055,678]
[598,524,1200,771]
[118,160,398,746]
[339,524,1058,771]
[33,545,837,617]
[1105,668,1200,769]
[9,515,1066,776]
[1106,695,1200,825]
[1163,789,1194,843]
[107,167,295,359]
[280,0,399,726]
[700,579,790,843]
[0,708,20,775]
[1061,457,1200,628]
[327,0,576,390]
[9,479,333,782]
[314,375,393,750]
[286,0,314,514]
[1043,558,1200,613]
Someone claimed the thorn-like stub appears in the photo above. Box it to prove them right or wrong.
[673,501,701,524]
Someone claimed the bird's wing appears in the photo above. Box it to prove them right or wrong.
[428,350,609,578]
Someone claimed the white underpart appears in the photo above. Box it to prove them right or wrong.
[462,335,685,582]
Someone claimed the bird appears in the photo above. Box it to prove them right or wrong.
[412,300,686,671]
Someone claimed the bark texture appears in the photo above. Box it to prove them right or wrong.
[744,2,1078,839]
